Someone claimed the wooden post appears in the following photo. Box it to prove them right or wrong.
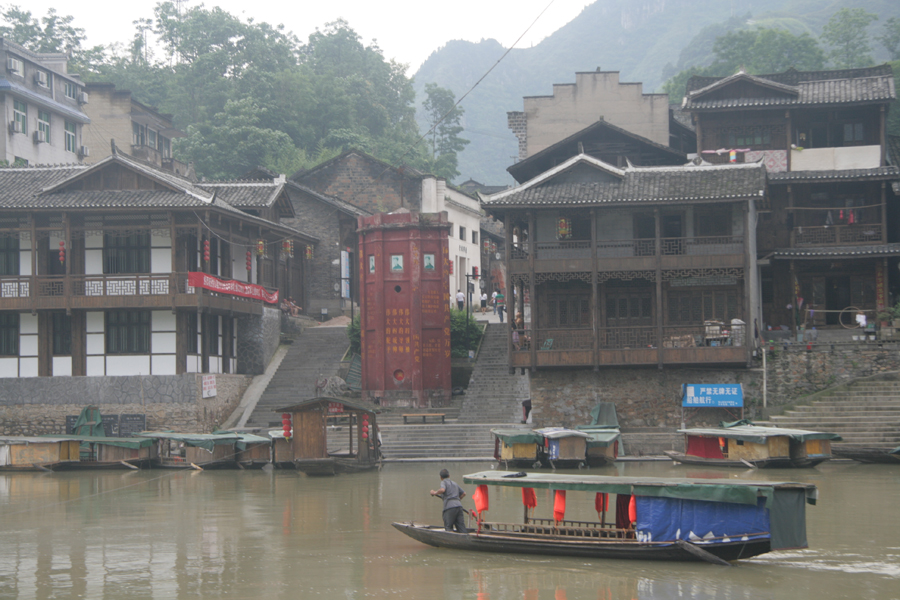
[654,208,663,369]
[591,208,599,371]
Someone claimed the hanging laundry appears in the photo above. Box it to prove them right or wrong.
[825,211,834,226]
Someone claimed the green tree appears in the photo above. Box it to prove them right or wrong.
[881,18,900,60]
[0,5,105,71]
[175,98,303,179]
[422,83,469,181]
[821,8,879,69]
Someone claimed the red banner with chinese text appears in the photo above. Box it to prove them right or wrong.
[187,272,279,304]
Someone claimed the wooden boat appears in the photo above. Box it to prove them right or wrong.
[832,445,900,464]
[275,397,381,476]
[533,428,592,468]
[140,432,241,469]
[40,434,157,469]
[0,436,80,471]
[666,421,842,468]
[393,470,818,563]
[232,432,272,469]
[576,402,621,467]
[491,429,543,469]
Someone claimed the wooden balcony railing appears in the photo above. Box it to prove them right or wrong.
[792,224,883,246]
[0,272,276,308]
[510,235,744,260]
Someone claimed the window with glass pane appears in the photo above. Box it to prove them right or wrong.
[64,82,76,99]
[106,311,150,354]
[0,313,18,355]
[65,121,76,152]
[132,122,144,146]
[0,236,20,276]
[186,312,198,354]
[161,136,171,158]
[104,232,150,274]
[13,100,26,134]
[38,111,50,143]
[206,315,220,356]
[52,313,71,355]
[667,290,740,324]
[148,129,157,149]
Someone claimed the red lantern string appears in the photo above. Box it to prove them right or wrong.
[58,240,65,264]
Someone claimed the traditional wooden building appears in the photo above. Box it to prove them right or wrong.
[484,153,766,371]
[683,66,900,331]
[0,150,315,378]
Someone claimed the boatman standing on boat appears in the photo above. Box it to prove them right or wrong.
[430,469,467,533]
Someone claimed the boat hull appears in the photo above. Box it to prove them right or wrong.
[665,450,829,468]
[392,522,770,562]
[832,447,900,464]
[294,457,379,475]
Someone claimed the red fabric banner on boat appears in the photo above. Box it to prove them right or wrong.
[628,495,637,523]
[187,271,279,304]
[522,487,537,509]
[595,492,608,513]
[686,435,725,459]
[553,490,566,522]
[473,484,489,515]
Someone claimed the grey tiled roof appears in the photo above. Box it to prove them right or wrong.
[684,67,895,110]
[771,243,900,259]
[486,164,766,208]
[768,166,900,184]
[0,165,86,206]
[197,182,283,208]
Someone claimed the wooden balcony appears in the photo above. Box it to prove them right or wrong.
[791,224,883,247]
[0,273,271,314]
[510,235,745,274]
[510,324,749,368]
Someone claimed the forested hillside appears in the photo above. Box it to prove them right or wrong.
[414,0,900,185]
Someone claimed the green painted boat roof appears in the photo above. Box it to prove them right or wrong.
[575,427,622,447]
[490,429,543,444]
[140,431,240,451]
[678,424,842,444]
[39,434,155,450]
[463,471,818,507]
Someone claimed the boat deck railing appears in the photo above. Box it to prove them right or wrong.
[480,519,633,539]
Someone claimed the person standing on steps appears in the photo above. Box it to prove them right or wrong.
[495,289,505,322]
[491,288,498,314]
[456,289,465,311]
[430,468,467,533]
[480,291,488,314]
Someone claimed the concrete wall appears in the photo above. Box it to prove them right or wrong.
[0,373,250,436]
[519,71,671,159]
[81,86,133,164]
[531,345,900,430]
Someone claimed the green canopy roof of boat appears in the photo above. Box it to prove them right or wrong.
[463,471,818,507]
[216,431,272,451]
[140,431,241,451]
[589,403,619,428]
[678,423,842,444]
[0,436,76,445]
[533,427,592,440]
[575,427,622,447]
[490,429,543,444]
[39,434,154,450]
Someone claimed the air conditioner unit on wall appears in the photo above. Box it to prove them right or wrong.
[8,120,22,134]
[77,91,89,105]
[6,57,21,73]
[32,130,45,144]
[34,71,47,86]
[78,145,90,158]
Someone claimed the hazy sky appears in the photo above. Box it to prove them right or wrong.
[21,0,589,73]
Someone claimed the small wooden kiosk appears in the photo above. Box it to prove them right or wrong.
[275,397,381,476]
[491,429,543,468]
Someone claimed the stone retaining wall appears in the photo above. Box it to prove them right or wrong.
[0,373,250,436]
[531,344,900,430]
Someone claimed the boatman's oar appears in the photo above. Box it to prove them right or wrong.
[675,540,732,566]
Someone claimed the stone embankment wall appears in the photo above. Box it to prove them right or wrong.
[0,373,250,436]
[531,345,900,429]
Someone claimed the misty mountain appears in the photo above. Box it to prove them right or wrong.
[413,0,899,186]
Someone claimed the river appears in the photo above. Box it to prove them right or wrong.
[1,460,898,599]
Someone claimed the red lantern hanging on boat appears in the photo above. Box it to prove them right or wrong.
[246,250,253,272]
[203,239,210,263]
[361,414,369,439]
[58,240,65,264]
[281,413,292,439]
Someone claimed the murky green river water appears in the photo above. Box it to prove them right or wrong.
[1,460,898,599]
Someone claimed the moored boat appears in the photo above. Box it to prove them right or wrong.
[232,432,272,469]
[575,402,621,467]
[40,434,157,469]
[0,436,80,471]
[393,470,818,563]
[533,428,592,468]
[832,445,900,464]
[140,431,241,469]
[665,420,842,468]
[491,429,543,469]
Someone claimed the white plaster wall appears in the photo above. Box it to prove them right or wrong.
[52,356,72,376]
[19,357,37,377]
[150,248,170,274]
[151,332,176,354]
[19,314,38,376]
[86,356,104,376]
[85,311,104,333]
[152,354,176,375]
[86,333,104,355]
[20,313,36,335]
[85,250,103,275]
[791,145,881,171]
[151,311,176,332]
[106,355,150,376]
[0,357,17,377]
[186,354,199,373]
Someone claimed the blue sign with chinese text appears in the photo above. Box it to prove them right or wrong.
[682,384,743,407]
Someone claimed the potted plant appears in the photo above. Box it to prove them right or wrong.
[876,301,900,327]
